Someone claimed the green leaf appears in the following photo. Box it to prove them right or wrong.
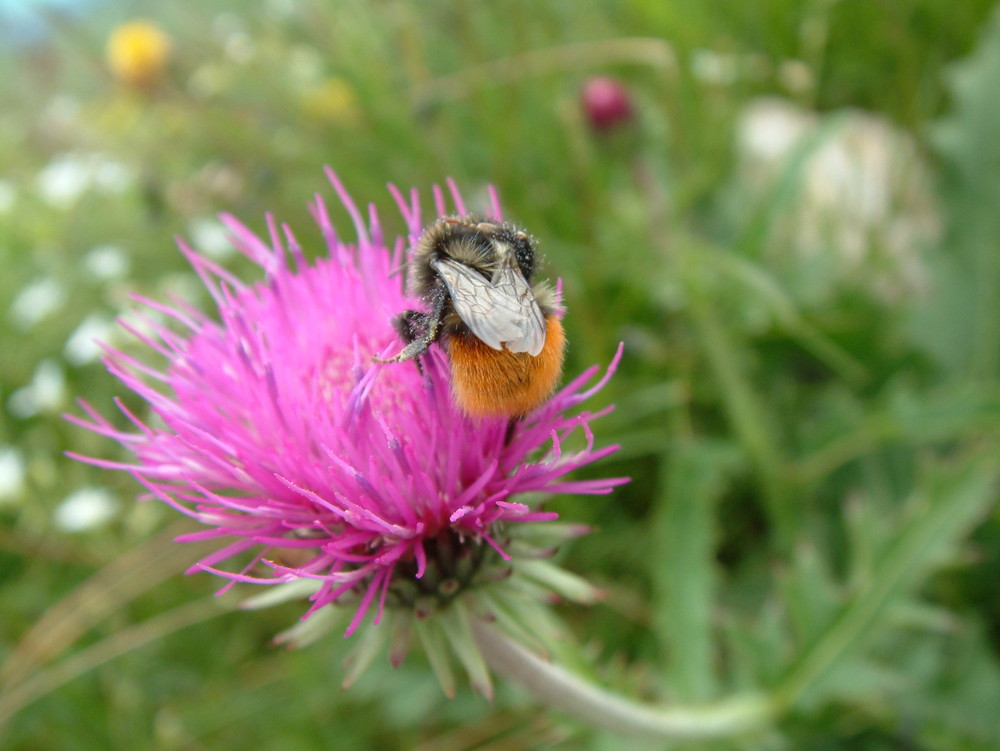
[720,597,793,691]
[774,450,999,711]
[651,439,740,700]
[924,6,1000,378]
[779,541,843,648]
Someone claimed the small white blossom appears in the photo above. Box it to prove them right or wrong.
[189,217,234,259]
[83,244,130,281]
[54,487,119,532]
[8,359,66,419]
[0,447,26,506]
[65,315,116,365]
[9,277,66,329]
[36,152,132,209]
[691,49,739,85]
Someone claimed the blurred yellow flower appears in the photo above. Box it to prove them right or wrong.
[106,20,172,90]
[301,77,362,127]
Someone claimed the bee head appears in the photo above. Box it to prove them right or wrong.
[412,216,541,301]
[446,217,538,279]
[509,229,536,281]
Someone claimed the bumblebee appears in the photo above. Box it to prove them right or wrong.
[377,216,565,418]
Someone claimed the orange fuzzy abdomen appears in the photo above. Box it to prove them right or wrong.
[448,316,566,418]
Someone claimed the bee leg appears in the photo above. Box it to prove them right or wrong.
[374,288,446,365]
[503,417,519,446]
[373,317,431,363]
[395,310,428,342]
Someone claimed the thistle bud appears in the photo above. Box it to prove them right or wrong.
[580,76,634,133]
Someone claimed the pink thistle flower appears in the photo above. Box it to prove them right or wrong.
[68,170,626,695]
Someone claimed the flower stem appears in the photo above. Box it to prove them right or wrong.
[414,37,677,105]
[471,619,775,740]
[682,253,796,547]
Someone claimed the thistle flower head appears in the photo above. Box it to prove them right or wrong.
[69,171,626,695]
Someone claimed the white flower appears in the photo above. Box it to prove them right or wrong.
[83,244,130,281]
[0,446,26,506]
[54,487,119,532]
[691,49,739,86]
[9,277,66,329]
[65,315,116,365]
[8,359,66,418]
[36,152,132,209]
[734,98,939,302]
[188,217,234,259]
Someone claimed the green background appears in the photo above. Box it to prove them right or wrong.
[2,1,1000,748]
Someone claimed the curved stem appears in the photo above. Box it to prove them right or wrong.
[413,37,677,105]
[472,619,775,741]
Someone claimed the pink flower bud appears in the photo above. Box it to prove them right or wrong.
[581,76,634,132]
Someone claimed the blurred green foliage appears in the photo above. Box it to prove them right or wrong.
[2,1,999,749]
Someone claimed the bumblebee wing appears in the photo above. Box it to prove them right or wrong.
[432,259,545,355]
[491,264,546,356]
